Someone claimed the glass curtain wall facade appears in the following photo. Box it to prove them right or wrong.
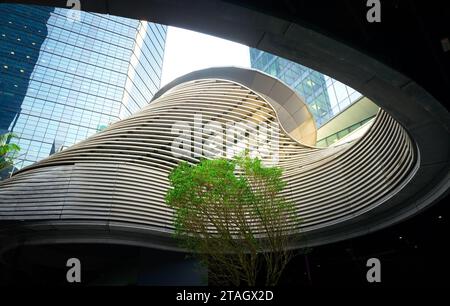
[250,49,362,127]
[0,4,167,170]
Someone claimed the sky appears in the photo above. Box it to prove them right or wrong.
[160,26,251,86]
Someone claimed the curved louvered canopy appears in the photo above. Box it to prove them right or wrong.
[0,67,420,252]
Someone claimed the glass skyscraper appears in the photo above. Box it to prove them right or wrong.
[250,49,362,127]
[0,4,167,170]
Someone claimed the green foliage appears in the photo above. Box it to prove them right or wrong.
[166,153,301,286]
[0,132,21,173]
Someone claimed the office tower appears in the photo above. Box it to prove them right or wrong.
[0,4,167,171]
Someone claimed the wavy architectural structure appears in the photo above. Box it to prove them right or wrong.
[0,67,420,252]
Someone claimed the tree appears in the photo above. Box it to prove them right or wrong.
[166,153,301,286]
[0,132,21,174]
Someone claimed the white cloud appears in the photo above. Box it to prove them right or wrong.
[161,26,250,86]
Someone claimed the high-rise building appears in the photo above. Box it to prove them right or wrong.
[250,49,362,127]
[0,4,167,170]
